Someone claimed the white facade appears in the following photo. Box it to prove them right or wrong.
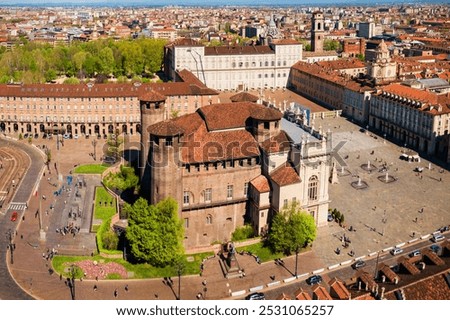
[167,42,302,91]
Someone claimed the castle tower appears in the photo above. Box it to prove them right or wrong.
[139,90,166,196]
[311,11,325,53]
[251,106,282,143]
[147,122,183,212]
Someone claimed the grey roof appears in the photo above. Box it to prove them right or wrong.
[280,118,319,144]
[418,78,450,89]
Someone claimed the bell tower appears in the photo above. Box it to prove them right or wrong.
[311,11,325,53]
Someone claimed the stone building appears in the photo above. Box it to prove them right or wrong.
[140,101,331,249]
[0,73,218,137]
[369,83,450,161]
[164,38,302,91]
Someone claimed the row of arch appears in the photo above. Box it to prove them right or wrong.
[0,122,142,135]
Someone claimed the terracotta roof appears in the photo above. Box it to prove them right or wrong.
[229,91,259,103]
[277,293,292,300]
[250,107,282,121]
[328,278,351,300]
[147,120,184,136]
[176,69,206,87]
[0,82,218,99]
[312,284,333,300]
[199,102,261,131]
[261,130,292,154]
[139,90,166,102]
[380,83,450,115]
[318,58,366,70]
[294,288,312,300]
[378,263,400,283]
[164,108,261,164]
[270,162,300,186]
[250,175,270,193]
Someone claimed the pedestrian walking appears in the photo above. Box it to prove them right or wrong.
[125,284,129,292]
[93,285,97,292]
[114,289,118,298]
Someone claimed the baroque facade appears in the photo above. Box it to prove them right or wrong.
[140,101,331,249]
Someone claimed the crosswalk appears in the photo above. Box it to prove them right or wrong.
[8,202,27,211]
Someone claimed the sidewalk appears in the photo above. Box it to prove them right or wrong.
[5,119,450,300]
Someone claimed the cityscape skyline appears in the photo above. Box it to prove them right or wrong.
[0,0,445,8]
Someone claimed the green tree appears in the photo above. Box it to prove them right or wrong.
[98,46,115,76]
[323,39,342,51]
[267,202,317,255]
[103,165,139,192]
[125,197,184,266]
[102,230,119,250]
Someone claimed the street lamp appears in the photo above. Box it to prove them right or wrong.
[176,262,185,300]
[294,246,299,277]
[6,229,16,265]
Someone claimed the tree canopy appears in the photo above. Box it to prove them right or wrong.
[0,38,167,84]
[267,202,317,255]
[124,197,184,267]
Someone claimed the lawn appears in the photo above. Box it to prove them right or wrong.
[52,251,215,279]
[234,241,311,263]
[94,186,116,220]
[73,164,110,174]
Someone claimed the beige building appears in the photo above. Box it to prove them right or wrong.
[141,101,332,249]
[369,83,450,161]
[0,74,218,137]
[164,38,302,91]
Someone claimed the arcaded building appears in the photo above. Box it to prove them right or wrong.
[140,101,331,249]
[0,73,218,137]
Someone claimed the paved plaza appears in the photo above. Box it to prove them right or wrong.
[1,114,449,300]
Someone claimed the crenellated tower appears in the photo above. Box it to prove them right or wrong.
[139,90,166,197]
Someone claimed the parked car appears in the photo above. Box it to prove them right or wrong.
[306,275,322,285]
[34,133,39,139]
[390,247,403,256]
[432,233,445,243]
[245,292,265,300]
[430,244,441,254]
[10,211,18,222]
[352,260,366,269]
[327,213,333,222]
[73,134,79,139]
[409,250,421,258]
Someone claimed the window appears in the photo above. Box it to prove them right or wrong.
[227,185,233,199]
[204,188,212,202]
[308,176,319,201]
[206,215,212,225]
[283,199,288,208]
[244,182,249,196]
[184,218,189,228]
[183,191,190,205]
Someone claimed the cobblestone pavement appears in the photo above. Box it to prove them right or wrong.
[2,116,450,300]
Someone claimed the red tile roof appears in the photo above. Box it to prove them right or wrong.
[199,102,280,131]
[312,284,333,300]
[229,91,259,103]
[250,175,270,193]
[270,162,300,186]
[261,131,292,154]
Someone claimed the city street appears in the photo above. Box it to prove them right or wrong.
[1,115,449,300]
